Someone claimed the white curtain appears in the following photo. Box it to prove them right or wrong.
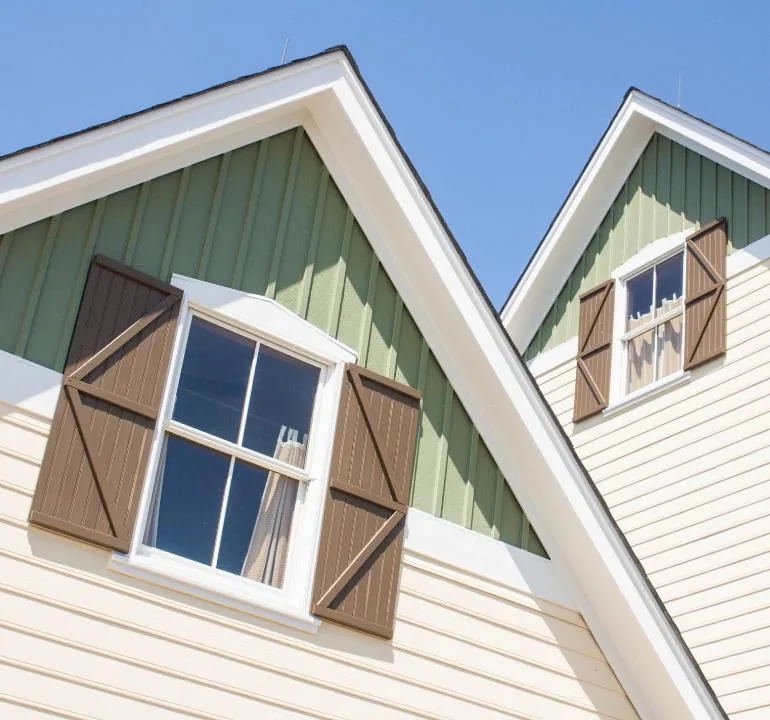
[626,297,683,392]
[626,309,653,392]
[241,428,306,588]
[656,297,683,380]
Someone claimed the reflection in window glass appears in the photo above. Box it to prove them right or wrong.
[626,268,653,331]
[145,435,229,566]
[655,252,684,315]
[242,346,320,466]
[173,318,254,442]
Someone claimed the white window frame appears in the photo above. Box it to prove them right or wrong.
[111,274,356,632]
[607,230,691,412]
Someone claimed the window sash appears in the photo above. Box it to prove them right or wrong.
[618,248,686,399]
[170,309,322,475]
[146,311,322,578]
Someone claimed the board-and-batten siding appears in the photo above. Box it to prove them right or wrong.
[0,127,544,556]
[532,258,770,719]
[0,405,637,720]
[525,132,770,360]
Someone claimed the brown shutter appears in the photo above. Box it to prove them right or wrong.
[29,255,182,553]
[573,280,615,422]
[312,364,421,639]
[684,219,727,370]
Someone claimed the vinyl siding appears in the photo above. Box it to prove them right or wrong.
[532,258,770,718]
[526,133,770,359]
[0,127,542,555]
[0,402,636,720]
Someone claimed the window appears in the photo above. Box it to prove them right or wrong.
[622,251,684,394]
[574,222,726,420]
[125,275,356,623]
[144,317,321,589]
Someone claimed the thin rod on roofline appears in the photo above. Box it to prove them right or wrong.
[281,38,290,65]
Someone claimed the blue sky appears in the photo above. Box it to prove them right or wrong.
[2,1,768,307]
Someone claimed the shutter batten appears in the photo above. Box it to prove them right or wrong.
[573,280,614,422]
[684,219,727,370]
[312,364,421,638]
[29,256,182,553]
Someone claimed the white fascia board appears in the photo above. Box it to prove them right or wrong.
[0,58,721,717]
[503,90,770,352]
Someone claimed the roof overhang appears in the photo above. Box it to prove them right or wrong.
[501,89,770,350]
[0,49,724,719]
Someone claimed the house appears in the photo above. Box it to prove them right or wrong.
[503,89,770,719]
[0,48,723,718]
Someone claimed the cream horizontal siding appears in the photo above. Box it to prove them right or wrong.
[0,407,636,720]
[532,258,770,718]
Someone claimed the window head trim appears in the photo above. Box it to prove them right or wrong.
[123,274,356,628]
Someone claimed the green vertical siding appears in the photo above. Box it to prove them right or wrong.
[0,127,546,558]
[525,133,770,360]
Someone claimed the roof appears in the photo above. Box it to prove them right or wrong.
[501,87,770,350]
[0,47,725,719]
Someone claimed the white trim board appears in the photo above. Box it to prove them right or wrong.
[527,337,578,378]
[527,231,770,379]
[0,349,60,420]
[727,232,770,277]
[404,508,574,608]
[503,88,770,352]
[0,51,723,719]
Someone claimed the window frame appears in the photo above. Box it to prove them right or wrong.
[114,274,357,630]
[608,230,691,409]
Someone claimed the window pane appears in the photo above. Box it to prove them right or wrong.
[145,435,229,566]
[173,317,254,442]
[627,329,654,393]
[655,252,684,316]
[656,316,683,380]
[242,346,320,466]
[216,462,268,575]
[626,268,653,332]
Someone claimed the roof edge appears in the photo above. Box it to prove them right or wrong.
[0,45,351,164]
[501,86,770,350]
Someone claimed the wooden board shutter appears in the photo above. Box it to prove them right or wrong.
[312,364,421,638]
[29,255,182,553]
[573,280,615,422]
[684,219,727,370]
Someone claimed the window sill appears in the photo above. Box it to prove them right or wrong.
[603,371,691,418]
[109,551,321,635]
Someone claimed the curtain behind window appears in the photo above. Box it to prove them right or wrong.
[241,429,306,588]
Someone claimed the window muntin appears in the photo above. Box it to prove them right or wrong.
[622,251,684,394]
[145,315,321,589]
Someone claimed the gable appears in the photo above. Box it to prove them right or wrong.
[0,126,545,556]
[525,132,770,360]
